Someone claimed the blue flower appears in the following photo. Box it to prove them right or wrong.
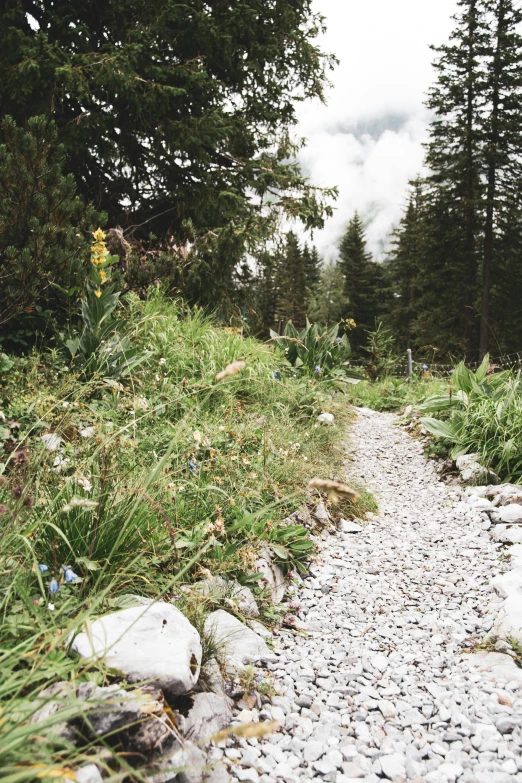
[315,365,322,375]
[422,364,429,371]
[450,369,455,375]
[188,460,196,474]
[49,579,60,594]
[38,564,49,574]
[335,337,342,344]
[272,371,282,382]
[62,566,78,583]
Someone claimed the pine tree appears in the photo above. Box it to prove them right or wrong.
[275,232,308,328]
[306,263,349,325]
[479,0,522,354]
[302,243,322,291]
[0,0,336,307]
[425,0,487,353]
[339,212,382,350]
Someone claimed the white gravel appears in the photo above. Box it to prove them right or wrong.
[225,408,522,783]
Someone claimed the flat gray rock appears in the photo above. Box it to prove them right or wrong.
[70,602,201,697]
[204,610,276,669]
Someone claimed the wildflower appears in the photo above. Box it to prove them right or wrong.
[99,269,107,283]
[62,566,78,583]
[41,433,62,452]
[23,496,34,508]
[336,337,342,344]
[48,603,55,611]
[193,431,203,444]
[0,504,9,515]
[422,364,429,371]
[92,228,106,242]
[315,365,322,375]
[159,357,167,365]
[62,401,71,408]
[38,564,49,573]
[61,497,97,513]
[94,289,102,298]
[216,360,246,382]
[77,476,92,493]
[307,478,360,504]
[49,579,60,594]
[188,460,197,474]
[79,426,95,438]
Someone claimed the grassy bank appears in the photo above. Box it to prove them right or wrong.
[0,291,368,780]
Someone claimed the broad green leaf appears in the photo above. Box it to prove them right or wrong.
[420,417,460,441]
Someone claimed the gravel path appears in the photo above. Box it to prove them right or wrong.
[224,407,522,783]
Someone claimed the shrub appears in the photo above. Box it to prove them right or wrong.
[0,116,102,342]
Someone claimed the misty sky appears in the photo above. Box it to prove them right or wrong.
[296,0,459,261]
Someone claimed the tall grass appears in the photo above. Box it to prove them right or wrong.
[0,291,366,780]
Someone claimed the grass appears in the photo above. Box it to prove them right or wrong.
[0,290,367,780]
[343,374,444,412]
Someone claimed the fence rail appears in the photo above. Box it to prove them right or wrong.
[348,350,522,380]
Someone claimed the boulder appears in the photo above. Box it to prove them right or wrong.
[83,684,143,737]
[176,692,232,742]
[339,519,363,533]
[70,603,202,697]
[492,504,522,524]
[466,652,522,686]
[491,546,522,642]
[317,412,335,426]
[485,483,522,506]
[253,548,286,603]
[456,454,499,485]
[194,577,259,617]
[204,610,277,670]
[75,764,104,783]
[492,524,522,544]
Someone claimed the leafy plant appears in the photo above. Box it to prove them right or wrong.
[363,321,400,381]
[270,319,362,384]
[64,229,150,380]
[418,355,522,479]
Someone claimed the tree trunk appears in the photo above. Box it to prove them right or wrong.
[464,0,478,355]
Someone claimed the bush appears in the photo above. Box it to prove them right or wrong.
[0,116,102,343]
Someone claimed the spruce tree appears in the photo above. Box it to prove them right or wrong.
[307,263,349,325]
[275,232,308,328]
[425,0,487,353]
[339,212,382,350]
[479,0,522,355]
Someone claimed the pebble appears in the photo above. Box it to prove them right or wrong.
[227,409,522,783]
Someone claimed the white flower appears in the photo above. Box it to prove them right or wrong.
[159,357,167,365]
[62,402,71,408]
[78,476,92,493]
[48,603,55,611]
[62,497,98,513]
[41,433,62,451]
[53,455,71,473]
[135,397,149,410]
[80,426,95,438]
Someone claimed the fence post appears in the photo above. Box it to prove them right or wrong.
[407,349,413,378]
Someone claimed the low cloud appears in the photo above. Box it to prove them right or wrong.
[296,0,458,261]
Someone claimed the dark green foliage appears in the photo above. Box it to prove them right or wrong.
[275,232,309,327]
[0,0,336,306]
[388,0,522,359]
[339,212,386,351]
[0,116,101,337]
[307,262,349,325]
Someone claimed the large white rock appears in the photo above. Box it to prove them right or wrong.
[317,412,335,426]
[467,652,522,686]
[456,454,487,484]
[492,524,522,544]
[204,610,277,669]
[494,504,522,524]
[70,603,201,697]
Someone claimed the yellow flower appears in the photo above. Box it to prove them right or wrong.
[99,270,107,282]
[92,228,106,242]
[94,289,102,298]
